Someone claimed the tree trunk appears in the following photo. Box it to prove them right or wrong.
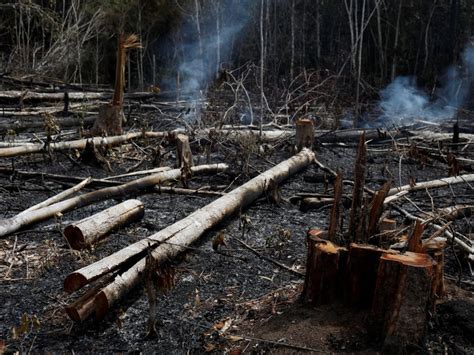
[302,230,347,306]
[176,134,193,168]
[371,252,436,349]
[64,199,144,250]
[348,133,367,241]
[0,131,167,158]
[64,149,315,308]
[90,103,124,136]
[346,243,388,308]
[0,164,228,239]
[295,119,314,151]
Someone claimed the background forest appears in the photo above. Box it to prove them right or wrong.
[0,0,473,125]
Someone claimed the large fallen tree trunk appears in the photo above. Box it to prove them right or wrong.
[0,115,96,134]
[64,199,145,249]
[64,149,315,312]
[387,173,474,196]
[0,163,228,238]
[385,173,474,204]
[0,131,167,158]
[19,177,91,216]
[0,90,158,102]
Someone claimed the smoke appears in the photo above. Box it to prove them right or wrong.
[377,42,474,125]
[175,1,254,97]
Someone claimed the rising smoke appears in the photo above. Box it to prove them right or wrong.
[378,42,474,125]
[176,1,254,96]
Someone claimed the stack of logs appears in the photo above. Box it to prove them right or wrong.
[302,132,445,351]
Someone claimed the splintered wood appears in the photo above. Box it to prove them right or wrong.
[348,132,367,242]
[302,230,347,305]
[301,132,447,350]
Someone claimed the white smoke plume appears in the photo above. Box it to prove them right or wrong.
[378,42,474,125]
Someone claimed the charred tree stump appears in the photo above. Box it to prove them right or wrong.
[348,132,367,242]
[328,171,343,241]
[423,240,446,299]
[345,243,387,308]
[371,252,436,350]
[302,230,347,305]
[91,104,124,136]
[295,119,314,152]
[91,34,141,136]
[64,199,144,249]
[176,134,193,168]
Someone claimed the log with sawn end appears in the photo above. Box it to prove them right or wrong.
[0,164,228,238]
[64,199,145,250]
[63,149,315,319]
[0,131,168,158]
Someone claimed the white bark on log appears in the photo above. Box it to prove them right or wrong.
[92,148,315,318]
[102,167,171,180]
[387,174,474,199]
[0,90,158,102]
[64,199,144,249]
[0,164,228,239]
[19,177,92,216]
[64,149,315,301]
[0,131,167,158]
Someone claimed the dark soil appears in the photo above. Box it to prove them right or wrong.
[0,124,473,354]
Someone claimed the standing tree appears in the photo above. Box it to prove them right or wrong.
[90,33,141,136]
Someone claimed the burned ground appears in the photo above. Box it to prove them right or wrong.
[0,123,473,354]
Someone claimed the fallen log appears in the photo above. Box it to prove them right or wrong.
[299,197,334,212]
[64,149,315,317]
[102,167,171,180]
[19,177,91,216]
[0,163,228,238]
[64,199,144,249]
[387,173,474,198]
[0,131,167,158]
[0,90,158,102]
[0,115,96,134]
[0,168,121,188]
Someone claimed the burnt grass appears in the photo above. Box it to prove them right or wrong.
[0,130,473,354]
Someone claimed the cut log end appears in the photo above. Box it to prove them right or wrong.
[94,291,110,320]
[64,294,96,322]
[64,273,89,294]
[64,225,86,250]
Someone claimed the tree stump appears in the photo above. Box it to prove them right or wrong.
[302,230,347,305]
[176,134,193,168]
[423,239,446,299]
[90,103,124,136]
[371,252,436,349]
[345,243,389,308]
[295,119,314,152]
